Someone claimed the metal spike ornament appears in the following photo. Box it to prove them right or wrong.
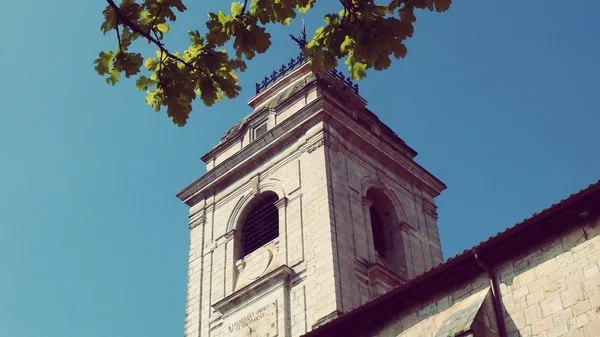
[254,16,358,95]
[289,16,307,51]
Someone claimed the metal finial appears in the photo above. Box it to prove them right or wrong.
[289,16,307,50]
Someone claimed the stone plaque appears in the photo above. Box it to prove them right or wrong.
[227,302,278,337]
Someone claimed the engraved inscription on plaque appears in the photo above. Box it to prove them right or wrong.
[227,302,277,337]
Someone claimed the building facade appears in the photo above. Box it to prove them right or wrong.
[176,60,600,337]
[304,181,600,337]
[176,61,446,337]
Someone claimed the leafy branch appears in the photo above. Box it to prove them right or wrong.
[106,0,200,72]
[95,0,452,127]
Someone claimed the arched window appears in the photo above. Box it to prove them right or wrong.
[241,192,279,257]
[366,187,406,276]
[369,205,385,257]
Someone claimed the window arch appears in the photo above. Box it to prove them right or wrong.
[239,191,279,257]
[366,187,404,274]
[369,205,386,257]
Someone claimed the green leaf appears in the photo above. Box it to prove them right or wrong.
[114,52,143,78]
[156,23,170,33]
[340,36,354,53]
[348,61,367,80]
[136,76,157,91]
[145,89,163,110]
[252,27,271,54]
[106,68,121,85]
[95,0,452,127]
[297,0,315,14]
[145,58,159,71]
[93,51,115,75]
[231,1,244,15]
[100,5,117,34]
[199,77,218,106]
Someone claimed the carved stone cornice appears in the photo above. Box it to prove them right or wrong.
[312,310,343,329]
[397,221,416,233]
[251,174,260,196]
[422,199,438,219]
[177,99,326,206]
[325,113,446,197]
[274,197,288,209]
[423,205,439,220]
[188,215,205,230]
[307,138,325,153]
[361,196,374,208]
[366,261,407,292]
[215,229,239,244]
[212,265,294,314]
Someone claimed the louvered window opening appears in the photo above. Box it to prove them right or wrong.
[370,205,385,257]
[254,122,268,140]
[242,194,279,257]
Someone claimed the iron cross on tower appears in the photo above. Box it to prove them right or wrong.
[289,16,307,51]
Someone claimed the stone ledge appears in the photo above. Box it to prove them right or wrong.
[213,265,294,314]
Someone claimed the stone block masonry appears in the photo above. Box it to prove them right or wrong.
[499,217,600,337]
[177,63,446,337]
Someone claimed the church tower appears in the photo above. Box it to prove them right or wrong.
[176,57,446,337]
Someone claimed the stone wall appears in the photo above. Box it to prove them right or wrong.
[334,214,600,337]
[497,214,600,337]
[180,64,446,337]
[184,121,341,337]
[362,275,499,337]
[323,130,444,312]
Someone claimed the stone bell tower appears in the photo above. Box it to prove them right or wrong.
[176,57,446,337]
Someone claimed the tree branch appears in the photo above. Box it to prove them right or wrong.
[339,0,367,29]
[105,0,204,73]
[115,16,123,54]
[152,28,165,89]
[241,0,249,15]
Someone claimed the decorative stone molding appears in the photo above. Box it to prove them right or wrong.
[251,175,260,196]
[188,207,205,221]
[234,241,280,291]
[223,229,238,242]
[226,183,286,234]
[213,230,238,246]
[188,215,205,230]
[360,176,409,224]
[366,261,407,297]
[316,73,364,111]
[181,113,324,206]
[322,132,340,153]
[423,206,439,220]
[307,138,325,153]
[423,202,439,220]
[274,197,288,210]
[312,310,342,329]
[235,259,246,274]
[213,265,294,314]
[326,113,446,196]
[398,221,417,233]
[361,196,374,208]
[227,193,254,233]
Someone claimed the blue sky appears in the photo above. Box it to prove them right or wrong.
[1,1,599,337]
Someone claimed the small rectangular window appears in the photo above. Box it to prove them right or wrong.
[253,122,268,140]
